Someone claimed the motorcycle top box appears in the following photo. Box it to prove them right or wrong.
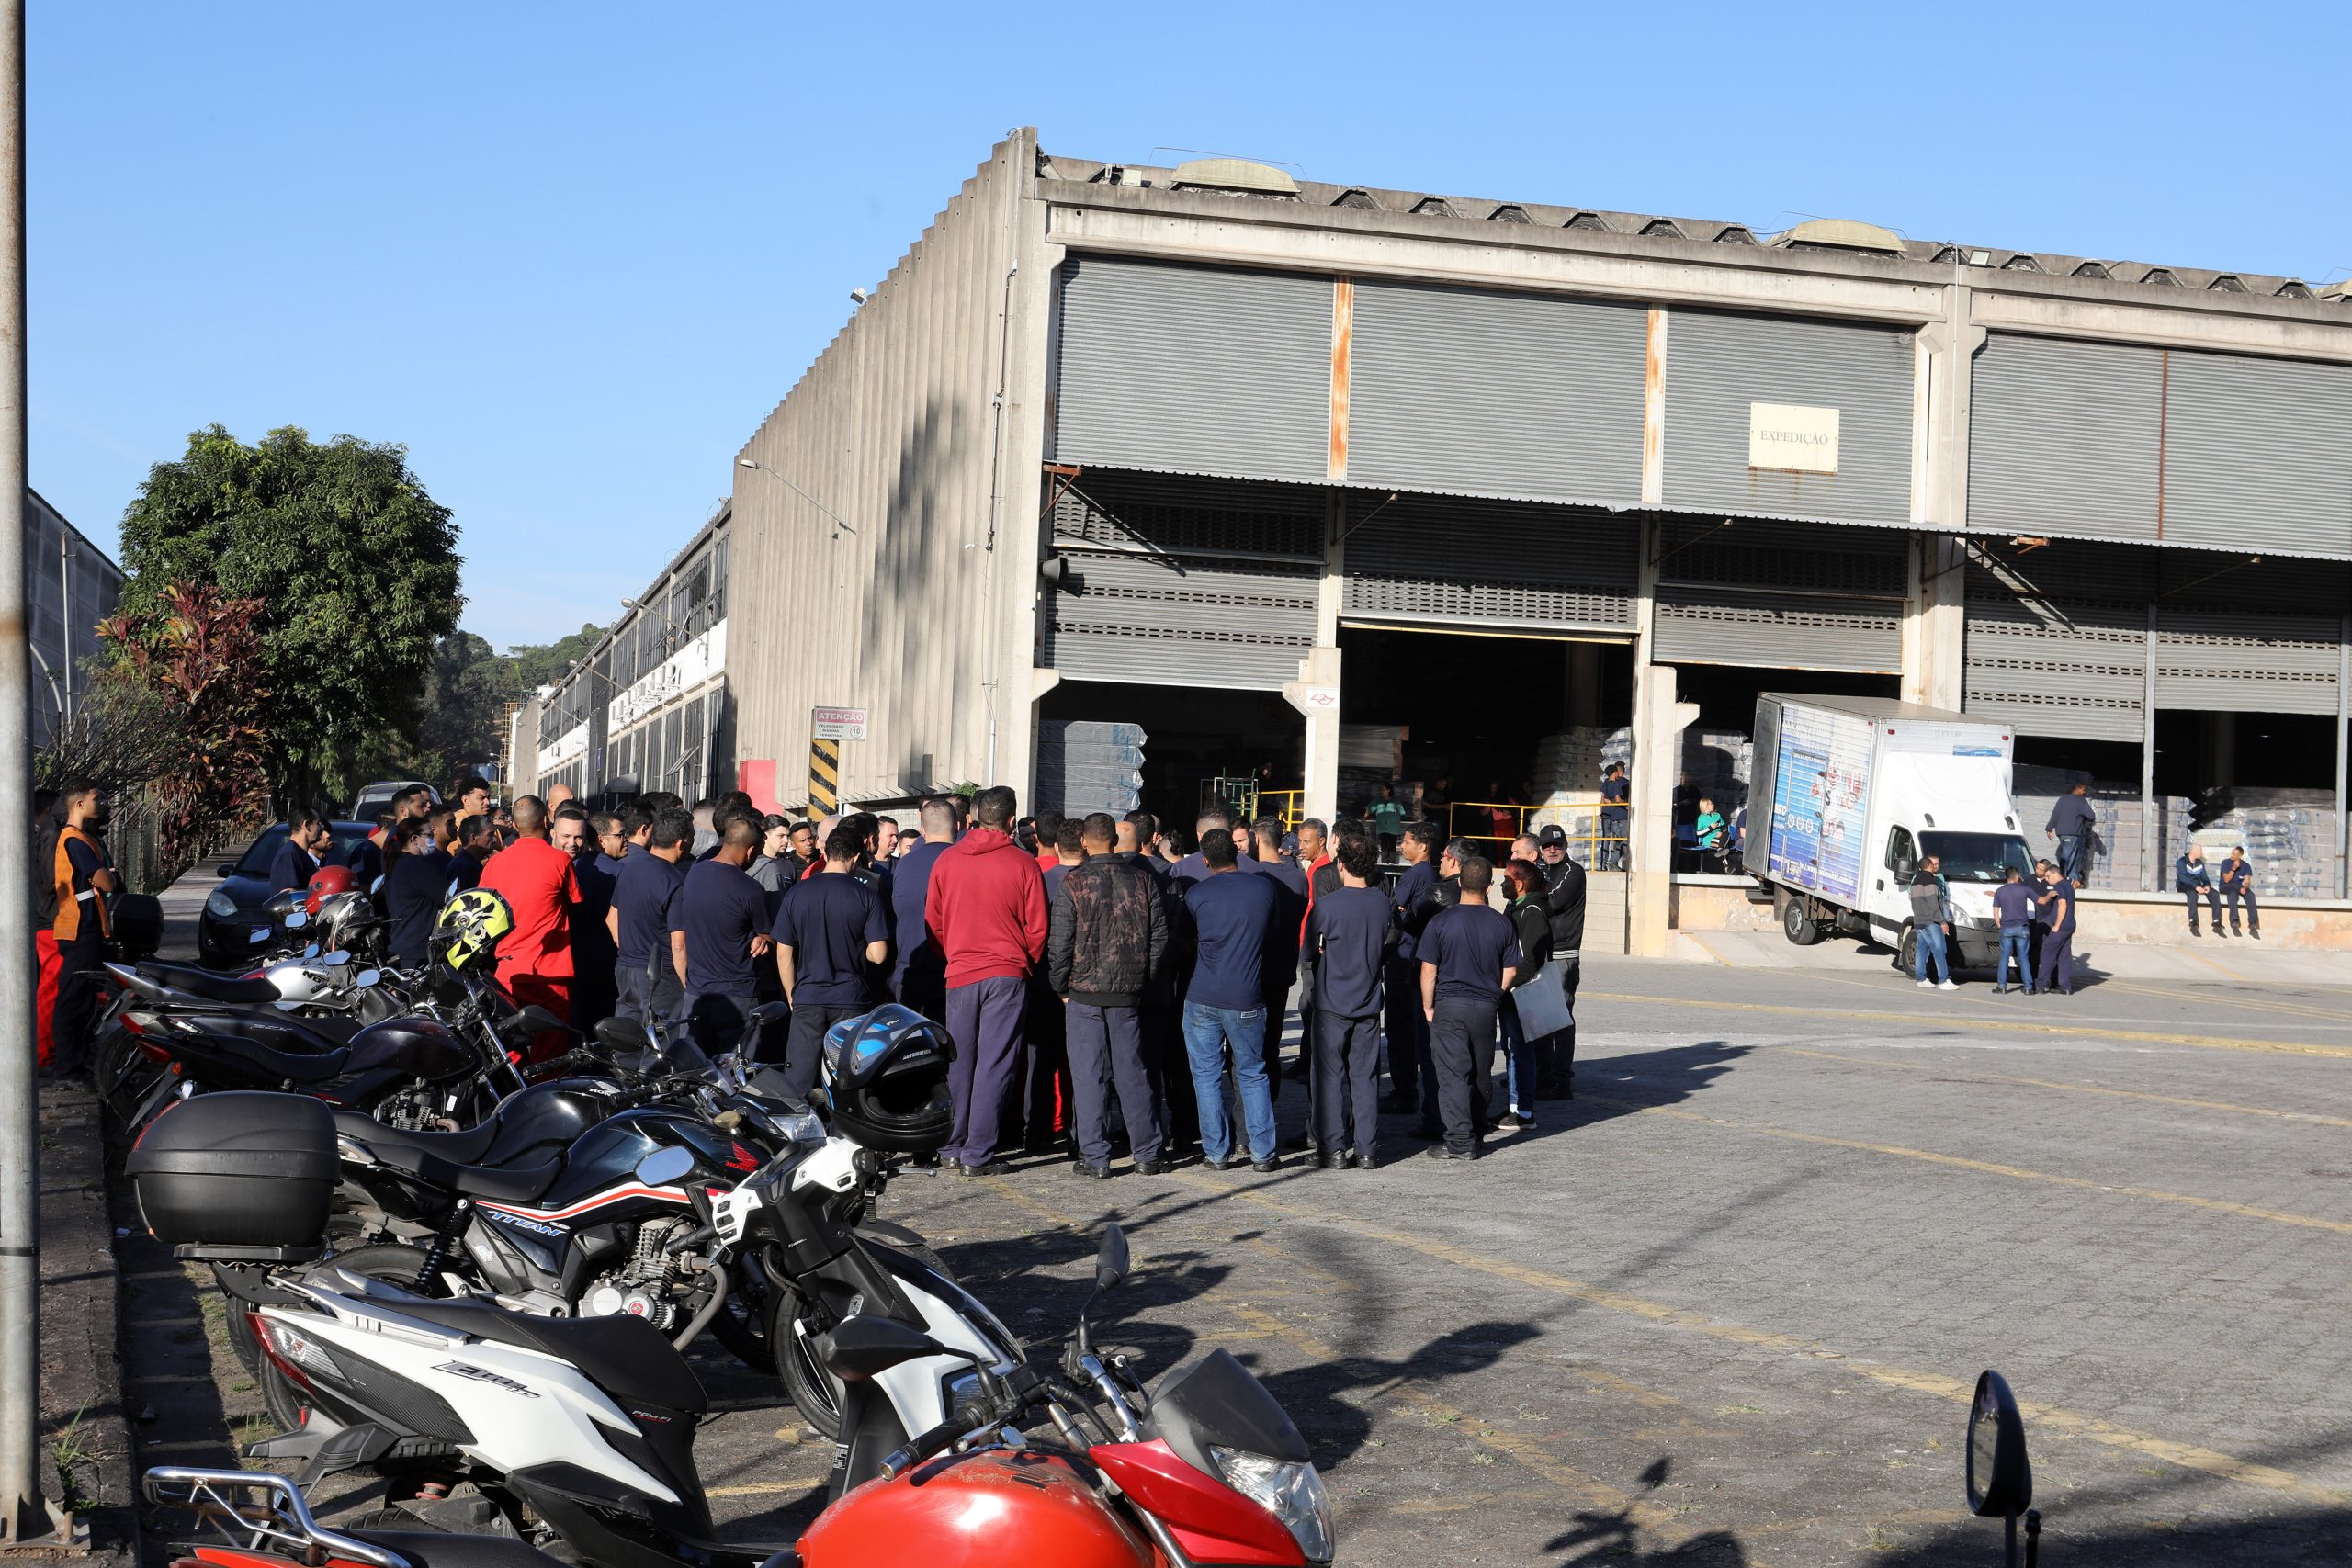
[126,1090,337,1249]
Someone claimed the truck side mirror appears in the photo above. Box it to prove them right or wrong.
[1894,858,1917,882]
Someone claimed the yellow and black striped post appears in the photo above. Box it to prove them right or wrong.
[808,739,840,813]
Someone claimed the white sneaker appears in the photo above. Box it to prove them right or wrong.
[1917,978,1933,987]
[1938,980,1959,990]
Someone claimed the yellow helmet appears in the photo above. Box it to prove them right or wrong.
[432,887,513,972]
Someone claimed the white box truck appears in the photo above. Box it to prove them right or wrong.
[1743,695,2034,972]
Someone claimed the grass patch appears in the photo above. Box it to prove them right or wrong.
[50,1401,96,1515]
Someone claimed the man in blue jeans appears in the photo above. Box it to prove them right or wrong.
[1178,829,1281,1172]
[1908,854,1955,990]
[1989,863,2037,994]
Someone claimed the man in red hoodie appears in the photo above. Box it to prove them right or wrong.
[925,785,1048,1175]
[476,795,582,1061]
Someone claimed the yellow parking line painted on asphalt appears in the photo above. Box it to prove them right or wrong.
[1782,1046,2352,1130]
[706,1476,830,1499]
[1191,1183,2349,1508]
[2101,978,2349,1026]
[1583,1094,2352,1237]
[1584,990,2352,1059]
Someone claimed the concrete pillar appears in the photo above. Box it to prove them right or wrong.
[1903,534,1966,709]
[1566,642,1602,727]
[2203,712,2236,788]
[1287,645,1343,821]
[1628,660,1699,957]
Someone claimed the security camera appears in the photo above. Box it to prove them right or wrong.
[849,288,870,304]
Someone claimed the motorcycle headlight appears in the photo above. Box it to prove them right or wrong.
[204,890,240,919]
[1210,1448,1333,1563]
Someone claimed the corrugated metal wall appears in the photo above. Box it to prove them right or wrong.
[1041,470,1320,692]
[1341,494,1638,630]
[1345,282,1645,504]
[1651,518,1908,672]
[730,134,1036,804]
[1051,255,1331,486]
[1968,334,2164,544]
[1661,310,1915,527]
[2163,349,2352,558]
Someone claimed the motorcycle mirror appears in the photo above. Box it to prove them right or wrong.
[514,1005,576,1036]
[1095,1224,1130,1291]
[819,1314,956,1382]
[303,943,322,961]
[284,910,310,931]
[319,950,350,967]
[594,1016,646,1056]
[635,1146,695,1188]
[355,970,382,988]
[1966,1369,2033,1520]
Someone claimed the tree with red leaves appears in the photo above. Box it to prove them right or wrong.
[100,583,273,878]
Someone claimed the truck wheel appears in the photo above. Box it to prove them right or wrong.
[1781,896,1822,946]
[1897,925,1918,976]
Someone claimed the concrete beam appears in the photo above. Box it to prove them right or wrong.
[1629,663,1699,958]
[1048,203,1946,326]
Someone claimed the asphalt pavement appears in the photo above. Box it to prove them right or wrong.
[132,948,2352,1565]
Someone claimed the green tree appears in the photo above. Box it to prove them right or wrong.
[117,424,464,807]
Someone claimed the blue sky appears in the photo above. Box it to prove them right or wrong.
[33,5,2346,649]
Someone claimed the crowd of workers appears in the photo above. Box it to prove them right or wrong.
[272,779,1593,1174]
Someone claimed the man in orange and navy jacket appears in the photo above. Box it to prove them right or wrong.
[41,779,117,1073]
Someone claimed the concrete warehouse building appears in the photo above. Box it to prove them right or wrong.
[533,128,2352,953]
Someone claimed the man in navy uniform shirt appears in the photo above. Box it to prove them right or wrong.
[267,810,333,894]
[1178,829,1281,1171]
[1246,816,1307,1099]
[772,821,891,1096]
[670,816,772,1055]
[1304,833,1393,1169]
[609,807,692,1023]
[889,796,956,1016]
[2034,863,2079,998]
[1417,856,1521,1162]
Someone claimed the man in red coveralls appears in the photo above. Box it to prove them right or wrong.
[477,795,580,1059]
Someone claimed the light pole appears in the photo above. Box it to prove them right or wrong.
[736,457,857,538]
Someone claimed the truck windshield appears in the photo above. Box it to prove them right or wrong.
[1920,832,2035,884]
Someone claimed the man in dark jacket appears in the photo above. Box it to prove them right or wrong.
[2176,842,2222,937]
[2046,783,2096,888]
[1532,825,1587,1098]
[1047,813,1170,1178]
[1385,821,1442,1115]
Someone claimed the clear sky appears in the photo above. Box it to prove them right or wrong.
[32,4,2346,649]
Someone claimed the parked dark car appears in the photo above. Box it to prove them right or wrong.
[198,820,376,968]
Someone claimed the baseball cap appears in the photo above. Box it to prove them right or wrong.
[1536,825,1567,847]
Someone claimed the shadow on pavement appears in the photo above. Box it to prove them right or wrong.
[1870,1508,2352,1565]
[1233,1318,1544,1470]
[1542,1456,1749,1564]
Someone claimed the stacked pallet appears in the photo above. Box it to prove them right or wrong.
[1035,719,1147,818]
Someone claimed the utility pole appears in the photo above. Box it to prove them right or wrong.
[0,0,44,1543]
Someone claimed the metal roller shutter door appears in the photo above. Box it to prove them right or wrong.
[1968,334,2163,544]
[1662,310,1914,527]
[2154,610,2341,715]
[1049,470,1323,558]
[1050,256,1330,486]
[1344,281,1645,505]
[1042,551,1318,691]
[2162,350,2352,558]
[1341,495,1637,630]
[1652,585,1901,672]
[1961,552,2147,742]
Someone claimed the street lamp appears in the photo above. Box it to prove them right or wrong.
[737,457,858,538]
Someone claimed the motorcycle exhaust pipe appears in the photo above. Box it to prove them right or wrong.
[672,1262,729,1351]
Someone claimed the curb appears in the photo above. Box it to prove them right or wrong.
[30,1084,133,1564]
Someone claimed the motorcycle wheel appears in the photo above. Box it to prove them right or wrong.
[260,1357,309,1436]
[769,1285,846,1440]
[224,1300,263,1375]
[707,1255,776,1372]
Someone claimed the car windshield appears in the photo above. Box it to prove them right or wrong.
[1920,831,2034,884]
[232,824,377,877]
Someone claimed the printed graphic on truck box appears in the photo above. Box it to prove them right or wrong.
[1768,706,1874,903]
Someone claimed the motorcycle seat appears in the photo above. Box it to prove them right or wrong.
[334,1110,503,1165]
[348,1531,569,1568]
[382,1299,709,1416]
[135,958,281,1005]
[176,1030,353,1086]
[373,1145,563,1205]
